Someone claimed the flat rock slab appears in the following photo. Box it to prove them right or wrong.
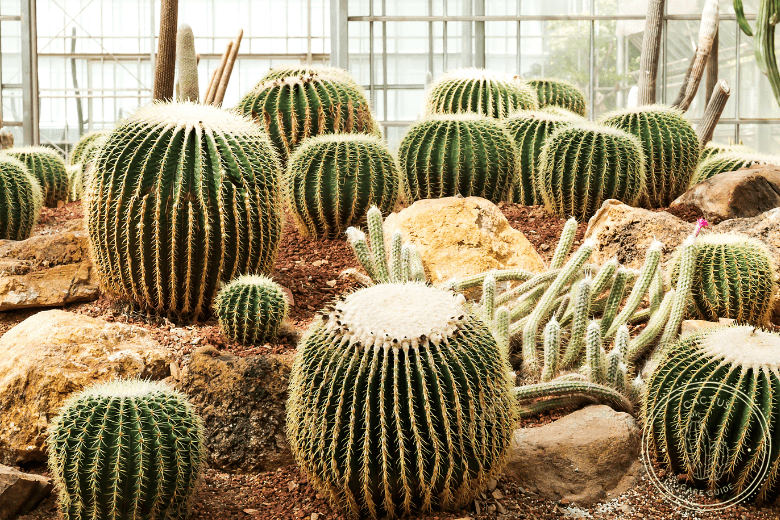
[0,464,52,520]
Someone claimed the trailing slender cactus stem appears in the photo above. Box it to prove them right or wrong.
[448,268,535,292]
[629,289,675,363]
[586,321,607,384]
[153,0,178,100]
[515,380,633,414]
[599,267,629,338]
[367,207,390,283]
[496,269,561,307]
[482,275,497,323]
[658,236,696,350]
[550,217,578,269]
[541,318,561,382]
[561,277,592,368]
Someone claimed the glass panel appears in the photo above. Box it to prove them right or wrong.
[520,0,590,17]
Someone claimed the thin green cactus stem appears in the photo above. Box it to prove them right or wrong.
[175,24,199,102]
[481,275,496,323]
[401,245,411,282]
[599,267,629,338]
[517,396,591,419]
[649,267,664,316]
[615,325,630,362]
[447,268,535,293]
[541,318,561,382]
[605,241,662,339]
[606,350,621,390]
[496,269,561,307]
[550,217,578,270]
[658,236,696,350]
[390,232,403,283]
[591,257,619,300]
[586,321,607,385]
[494,306,510,357]
[554,294,570,322]
[0,155,43,240]
[346,227,380,282]
[515,380,633,415]
[367,206,391,283]
[561,276,592,369]
[628,289,675,363]
[408,245,426,282]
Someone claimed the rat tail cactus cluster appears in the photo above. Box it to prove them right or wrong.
[0,155,43,240]
[214,274,289,344]
[526,78,587,117]
[6,146,69,207]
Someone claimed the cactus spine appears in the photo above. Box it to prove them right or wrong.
[398,114,519,204]
[424,69,538,119]
[691,150,780,186]
[66,164,84,202]
[175,24,199,102]
[47,379,205,520]
[0,155,43,240]
[70,130,110,165]
[261,66,359,87]
[87,102,284,321]
[214,275,289,344]
[286,134,400,239]
[536,123,645,221]
[287,282,515,518]
[527,78,587,117]
[6,146,69,207]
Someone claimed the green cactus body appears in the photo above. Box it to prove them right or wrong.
[66,164,84,202]
[70,130,110,165]
[536,123,645,221]
[287,282,515,519]
[87,102,283,321]
[237,73,378,161]
[398,114,519,204]
[214,275,289,344]
[6,146,69,207]
[527,78,587,117]
[261,66,359,87]
[424,69,538,119]
[47,379,205,520]
[600,105,699,208]
[504,109,579,205]
[691,151,780,186]
[286,134,399,239]
[79,133,109,167]
[643,325,780,504]
[0,155,43,240]
[671,233,776,325]
[698,142,752,163]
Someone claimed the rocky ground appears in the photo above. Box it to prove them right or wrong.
[5,198,780,520]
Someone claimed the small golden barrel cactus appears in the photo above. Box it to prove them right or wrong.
[0,155,43,240]
[527,78,587,116]
[691,150,780,186]
[69,130,110,165]
[6,146,68,207]
[287,282,516,519]
[214,275,289,344]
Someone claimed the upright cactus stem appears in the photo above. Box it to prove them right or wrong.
[586,321,607,384]
[541,318,561,382]
[481,274,497,323]
[390,232,403,282]
[367,206,390,283]
[494,306,511,357]
[606,240,662,339]
[550,217,578,270]
[561,276,592,368]
[175,24,199,102]
[599,267,629,337]
[346,227,380,282]
[658,236,696,350]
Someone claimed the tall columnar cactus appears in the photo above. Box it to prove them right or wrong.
[87,102,284,321]
[671,233,776,325]
[691,150,780,186]
[6,146,69,207]
[175,24,199,102]
[643,325,780,504]
[48,379,205,520]
[536,123,645,221]
[698,141,752,163]
[70,130,110,165]
[66,164,84,202]
[236,73,378,161]
[600,105,699,208]
[424,69,539,119]
[287,282,515,519]
[214,274,289,344]
[286,134,400,239]
[527,78,587,117]
[397,114,519,204]
[504,109,580,205]
[0,155,43,240]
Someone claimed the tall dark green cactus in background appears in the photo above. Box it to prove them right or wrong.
[424,69,538,119]
[6,146,69,207]
[691,150,780,186]
[736,0,780,107]
[215,275,289,344]
[69,130,110,165]
[287,134,399,238]
[600,105,699,208]
[397,114,519,204]
[287,282,515,519]
[236,72,378,161]
[87,102,284,321]
[48,379,205,520]
[0,155,42,240]
[527,78,587,117]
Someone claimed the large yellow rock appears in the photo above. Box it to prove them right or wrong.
[383,196,545,285]
[0,310,172,465]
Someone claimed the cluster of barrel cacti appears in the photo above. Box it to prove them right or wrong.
[5,146,69,207]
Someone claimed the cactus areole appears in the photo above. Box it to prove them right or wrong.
[86,102,284,321]
[287,282,515,519]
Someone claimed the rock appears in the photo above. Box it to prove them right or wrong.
[671,166,780,222]
[179,346,294,472]
[0,464,52,519]
[680,319,720,338]
[0,222,99,311]
[383,197,546,287]
[505,405,641,506]
[584,200,694,269]
[0,310,172,465]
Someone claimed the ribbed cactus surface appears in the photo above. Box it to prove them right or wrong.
[215,274,289,344]
[600,105,699,208]
[237,73,377,161]
[48,379,205,520]
[261,66,359,86]
[70,130,110,165]
[87,102,283,321]
[671,233,776,325]
[527,79,587,117]
[287,134,399,238]
[0,155,42,240]
[66,164,84,202]
[691,150,780,186]
[644,325,780,504]
[398,114,519,203]
[537,123,645,221]
[287,282,515,519]
[698,142,752,163]
[504,108,579,205]
[424,69,538,119]
[6,146,68,207]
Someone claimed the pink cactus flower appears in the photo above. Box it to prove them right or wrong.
[694,218,709,237]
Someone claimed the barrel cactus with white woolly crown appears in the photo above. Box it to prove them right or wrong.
[691,150,780,187]
[424,69,538,119]
[6,146,68,207]
[287,282,516,519]
[504,108,580,205]
[643,325,780,504]
[287,134,400,239]
[69,130,110,165]
[0,155,42,240]
[215,274,289,344]
[87,102,284,321]
[527,78,587,116]
[670,233,776,325]
[261,65,359,86]
[600,105,699,208]
[398,114,519,203]
[236,72,378,161]
[536,122,645,221]
[48,379,205,520]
